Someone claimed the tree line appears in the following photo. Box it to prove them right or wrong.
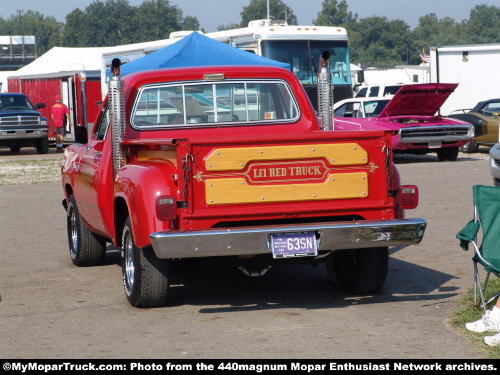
[223,0,500,67]
[1,0,499,67]
[0,0,199,53]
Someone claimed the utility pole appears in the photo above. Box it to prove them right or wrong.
[18,9,24,59]
[267,0,270,19]
[17,10,24,35]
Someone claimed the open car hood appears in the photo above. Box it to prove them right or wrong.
[379,83,458,117]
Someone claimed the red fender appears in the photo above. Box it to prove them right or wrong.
[114,160,177,248]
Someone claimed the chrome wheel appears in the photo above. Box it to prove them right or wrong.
[123,229,135,294]
[69,206,78,258]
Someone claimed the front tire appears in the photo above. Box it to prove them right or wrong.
[121,217,170,307]
[36,138,49,154]
[460,140,479,153]
[66,195,106,266]
[437,146,459,161]
[326,247,388,294]
[10,145,20,153]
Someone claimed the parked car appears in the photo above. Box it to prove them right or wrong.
[334,83,474,161]
[355,84,404,98]
[489,143,500,186]
[448,99,500,153]
[0,93,48,154]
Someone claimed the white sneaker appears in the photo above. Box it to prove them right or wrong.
[465,310,500,333]
[484,332,500,346]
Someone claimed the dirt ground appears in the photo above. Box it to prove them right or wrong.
[0,150,493,358]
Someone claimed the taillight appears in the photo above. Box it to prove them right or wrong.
[156,195,176,221]
[399,185,419,209]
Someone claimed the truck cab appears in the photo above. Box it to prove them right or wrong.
[61,65,426,307]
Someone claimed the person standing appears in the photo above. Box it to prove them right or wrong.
[51,95,70,153]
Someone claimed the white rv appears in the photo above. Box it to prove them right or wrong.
[430,43,500,115]
[209,19,353,106]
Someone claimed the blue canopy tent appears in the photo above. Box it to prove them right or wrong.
[118,31,290,76]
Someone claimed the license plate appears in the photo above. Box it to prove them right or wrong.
[428,141,442,149]
[270,232,318,259]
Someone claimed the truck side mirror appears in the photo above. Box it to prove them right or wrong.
[74,126,88,144]
[35,103,46,109]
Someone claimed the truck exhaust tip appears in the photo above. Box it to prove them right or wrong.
[111,58,122,77]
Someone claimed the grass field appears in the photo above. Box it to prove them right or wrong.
[0,159,61,185]
[452,277,500,358]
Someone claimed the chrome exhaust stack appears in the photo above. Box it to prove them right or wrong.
[317,51,334,131]
[109,58,126,175]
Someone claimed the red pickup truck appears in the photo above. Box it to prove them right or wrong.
[61,63,426,307]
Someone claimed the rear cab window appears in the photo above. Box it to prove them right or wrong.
[355,87,367,98]
[368,86,380,97]
[335,102,362,118]
[132,80,300,128]
[383,85,402,97]
[363,100,390,117]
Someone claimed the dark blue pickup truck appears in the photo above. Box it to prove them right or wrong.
[0,93,49,154]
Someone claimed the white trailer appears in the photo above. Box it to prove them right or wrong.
[430,43,500,115]
[361,65,430,87]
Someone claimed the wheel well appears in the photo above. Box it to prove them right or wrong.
[65,184,73,201]
[114,197,129,247]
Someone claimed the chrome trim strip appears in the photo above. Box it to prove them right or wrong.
[0,128,48,132]
[130,79,301,130]
[0,116,40,126]
[150,218,427,259]
[399,124,474,143]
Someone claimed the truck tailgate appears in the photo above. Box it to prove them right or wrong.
[177,131,392,228]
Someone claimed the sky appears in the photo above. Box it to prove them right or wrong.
[1,0,499,32]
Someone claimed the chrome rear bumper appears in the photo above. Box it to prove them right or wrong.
[150,218,427,259]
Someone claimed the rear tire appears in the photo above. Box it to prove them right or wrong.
[326,247,388,294]
[437,146,459,161]
[36,138,49,154]
[122,217,170,307]
[460,140,479,153]
[10,145,20,154]
[66,195,106,266]
[494,178,500,187]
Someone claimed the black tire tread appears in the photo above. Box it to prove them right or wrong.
[437,147,459,162]
[122,218,170,307]
[10,145,20,153]
[68,195,106,267]
[36,138,49,154]
[329,247,388,294]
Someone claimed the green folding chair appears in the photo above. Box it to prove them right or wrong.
[456,185,500,312]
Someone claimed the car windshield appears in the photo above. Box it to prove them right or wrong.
[0,95,34,111]
[363,100,390,117]
[261,40,351,86]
